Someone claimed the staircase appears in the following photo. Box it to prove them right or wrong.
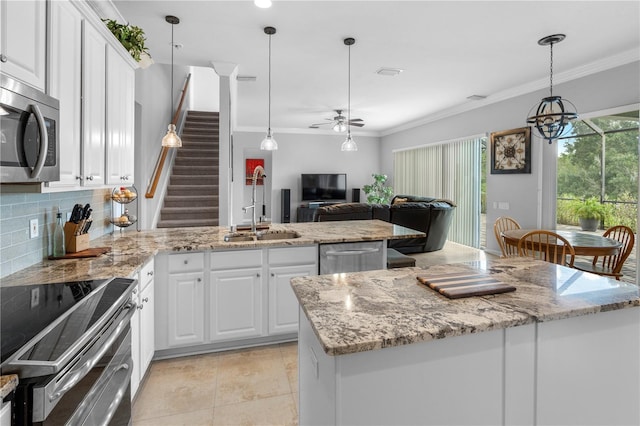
[157,111,219,228]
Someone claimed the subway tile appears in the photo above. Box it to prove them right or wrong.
[0,193,26,205]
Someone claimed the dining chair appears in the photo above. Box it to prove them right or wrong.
[493,216,521,257]
[517,230,576,267]
[573,225,635,280]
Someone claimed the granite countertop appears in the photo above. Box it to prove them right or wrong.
[291,257,640,356]
[0,220,422,287]
[0,374,18,399]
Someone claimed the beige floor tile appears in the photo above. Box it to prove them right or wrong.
[280,347,298,394]
[212,394,298,426]
[215,347,291,406]
[133,356,218,421]
[133,408,214,426]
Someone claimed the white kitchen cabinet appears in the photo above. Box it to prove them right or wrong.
[47,0,83,189]
[106,45,135,185]
[210,250,265,341]
[0,0,46,90]
[166,253,205,348]
[268,246,317,335]
[131,258,155,399]
[0,399,10,426]
[81,20,106,187]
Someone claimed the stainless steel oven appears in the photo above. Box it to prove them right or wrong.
[0,277,136,425]
[0,72,59,183]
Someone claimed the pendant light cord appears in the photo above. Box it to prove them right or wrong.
[347,43,351,136]
[549,41,554,97]
[268,33,272,133]
[170,23,174,120]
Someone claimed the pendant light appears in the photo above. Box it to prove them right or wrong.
[341,37,357,152]
[260,26,278,151]
[161,15,182,148]
[526,34,578,144]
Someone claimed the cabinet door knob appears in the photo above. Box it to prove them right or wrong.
[184,260,188,264]
[197,278,202,282]
[271,273,275,277]
[86,175,94,181]
[147,271,153,276]
[75,175,82,180]
[143,297,149,303]
[256,273,261,277]
[137,304,143,310]
[0,54,7,63]
[132,288,138,294]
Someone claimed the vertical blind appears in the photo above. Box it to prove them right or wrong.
[393,136,482,247]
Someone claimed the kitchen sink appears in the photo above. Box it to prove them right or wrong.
[223,230,301,242]
[256,230,301,240]
[223,233,256,242]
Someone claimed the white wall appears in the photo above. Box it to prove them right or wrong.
[189,66,219,112]
[381,61,640,254]
[232,131,381,224]
[134,63,190,228]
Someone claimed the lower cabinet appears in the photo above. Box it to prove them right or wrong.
[131,258,155,399]
[0,399,10,426]
[155,245,317,354]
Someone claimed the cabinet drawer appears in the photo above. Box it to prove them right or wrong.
[168,253,204,273]
[269,246,318,266]
[210,249,263,270]
[140,258,155,289]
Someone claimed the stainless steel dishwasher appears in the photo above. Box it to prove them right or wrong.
[319,240,385,274]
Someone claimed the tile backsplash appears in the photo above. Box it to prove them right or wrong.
[0,189,112,278]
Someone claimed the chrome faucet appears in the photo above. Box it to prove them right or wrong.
[242,165,266,233]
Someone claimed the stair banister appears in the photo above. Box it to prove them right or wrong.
[146,73,192,199]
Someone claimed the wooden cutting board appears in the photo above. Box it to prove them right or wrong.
[417,271,516,299]
[48,247,111,260]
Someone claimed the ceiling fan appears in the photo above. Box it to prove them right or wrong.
[309,109,364,132]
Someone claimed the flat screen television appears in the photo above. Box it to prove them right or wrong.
[301,173,347,202]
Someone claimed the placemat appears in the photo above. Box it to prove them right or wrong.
[417,271,516,299]
[48,247,111,260]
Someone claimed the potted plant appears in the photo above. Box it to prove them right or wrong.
[569,197,608,231]
[363,174,394,205]
[102,19,153,68]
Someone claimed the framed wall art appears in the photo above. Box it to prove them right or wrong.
[245,158,265,185]
[490,127,531,174]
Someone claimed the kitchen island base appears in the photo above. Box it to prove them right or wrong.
[299,307,640,425]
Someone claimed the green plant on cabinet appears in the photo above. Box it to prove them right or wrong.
[102,19,150,63]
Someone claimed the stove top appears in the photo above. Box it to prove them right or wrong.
[1,278,134,368]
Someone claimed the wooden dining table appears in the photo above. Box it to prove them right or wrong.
[501,229,622,257]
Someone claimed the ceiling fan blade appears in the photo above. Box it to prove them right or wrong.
[349,122,365,127]
[349,118,364,122]
[310,122,332,128]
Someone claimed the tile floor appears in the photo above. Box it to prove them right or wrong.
[132,241,486,425]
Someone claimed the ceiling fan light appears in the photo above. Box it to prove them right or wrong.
[341,134,358,152]
[162,123,182,147]
[260,129,278,150]
[333,121,347,132]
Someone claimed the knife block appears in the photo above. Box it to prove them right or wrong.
[64,222,90,253]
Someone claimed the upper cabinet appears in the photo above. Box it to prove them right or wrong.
[47,0,83,189]
[82,20,107,187]
[0,0,47,90]
[106,45,135,185]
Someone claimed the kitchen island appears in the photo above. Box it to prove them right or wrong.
[291,257,640,426]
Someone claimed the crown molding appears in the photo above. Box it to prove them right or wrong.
[381,48,640,137]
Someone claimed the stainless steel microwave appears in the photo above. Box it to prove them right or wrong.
[0,73,60,183]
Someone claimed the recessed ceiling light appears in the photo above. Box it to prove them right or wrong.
[254,0,272,8]
[467,95,487,100]
[237,76,257,82]
[376,68,403,77]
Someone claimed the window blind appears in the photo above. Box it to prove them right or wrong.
[393,136,482,247]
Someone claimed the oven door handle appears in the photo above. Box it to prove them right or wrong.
[48,302,135,402]
[29,103,49,179]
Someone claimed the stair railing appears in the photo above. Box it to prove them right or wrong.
[146,73,192,198]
